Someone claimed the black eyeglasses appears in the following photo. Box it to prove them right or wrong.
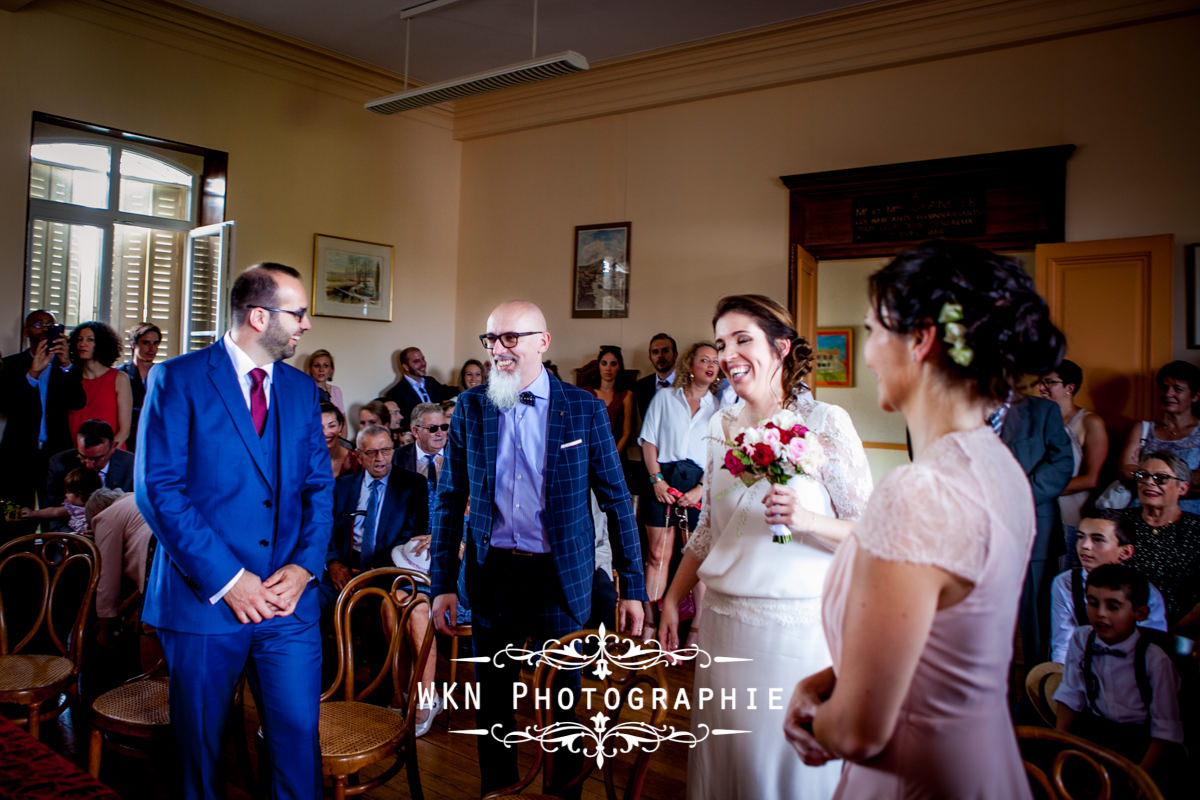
[359,447,395,458]
[479,331,542,349]
[1037,378,1063,388]
[1132,470,1182,486]
[416,424,450,432]
[251,305,308,322]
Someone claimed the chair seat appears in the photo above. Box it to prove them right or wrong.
[320,701,405,759]
[92,678,170,727]
[0,654,74,693]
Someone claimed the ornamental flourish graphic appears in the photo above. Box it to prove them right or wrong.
[449,624,756,767]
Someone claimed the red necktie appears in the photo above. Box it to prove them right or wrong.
[249,368,268,436]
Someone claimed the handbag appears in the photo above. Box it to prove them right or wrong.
[1094,480,1132,509]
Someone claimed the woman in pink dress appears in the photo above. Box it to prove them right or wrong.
[784,240,1065,797]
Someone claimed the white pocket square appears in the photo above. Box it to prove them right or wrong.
[560,439,583,449]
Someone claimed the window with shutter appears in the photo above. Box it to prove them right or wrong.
[24,114,229,359]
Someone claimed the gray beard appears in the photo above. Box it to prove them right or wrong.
[487,367,522,410]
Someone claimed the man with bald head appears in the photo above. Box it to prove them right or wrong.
[430,300,646,796]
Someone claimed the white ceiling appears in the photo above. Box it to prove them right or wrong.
[185,0,874,84]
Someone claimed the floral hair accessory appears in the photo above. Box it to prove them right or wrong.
[937,301,973,367]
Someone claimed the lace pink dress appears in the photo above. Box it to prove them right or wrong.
[684,396,873,800]
[822,426,1035,799]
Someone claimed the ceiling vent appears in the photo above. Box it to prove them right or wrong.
[366,50,588,115]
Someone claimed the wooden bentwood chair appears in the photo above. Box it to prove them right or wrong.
[321,567,434,800]
[0,532,98,738]
[1016,725,1164,800]
[1024,661,1065,727]
[485,629,670,800]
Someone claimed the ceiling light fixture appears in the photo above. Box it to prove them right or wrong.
[366,0,589,115]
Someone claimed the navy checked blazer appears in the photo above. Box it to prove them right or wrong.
[430,372,646,627]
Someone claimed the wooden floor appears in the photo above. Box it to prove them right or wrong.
[54,640,693,800]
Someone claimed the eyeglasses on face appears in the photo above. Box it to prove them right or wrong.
[1037,378,1063,388]
[1132,470,1182,486]
[359,447,395,458]
[251,305,308,322]
[416,424,450,432]
[478,331,542,349]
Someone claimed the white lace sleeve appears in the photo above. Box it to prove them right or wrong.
[684,409,727,562]
[807,401,873,520]
[853,463,988,583]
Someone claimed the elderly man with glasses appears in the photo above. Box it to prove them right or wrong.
[1122,450,1200,634]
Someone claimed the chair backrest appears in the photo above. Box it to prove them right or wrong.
[1024,661,1064,727]
[489,629,670,800]
[0,533,99,667]
[1016,725,1164,800]
[321,568,433,716]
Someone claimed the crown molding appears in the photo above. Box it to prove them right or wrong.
[38,0,454,129]
[452,0,1200,141]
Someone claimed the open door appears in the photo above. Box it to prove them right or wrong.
[794,246,818,395]
[1035,234,1173,456]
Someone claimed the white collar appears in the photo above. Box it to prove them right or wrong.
[223,331,274,382]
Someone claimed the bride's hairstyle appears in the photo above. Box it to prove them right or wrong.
[869,240,1065,401]
[712,294,813,402]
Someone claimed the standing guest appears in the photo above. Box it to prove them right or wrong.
[1038,360,1109,565]
[136,262,333,800]
[306,349,344,414]
[430,300,646,797]
[1119,360,1200,513]
[659,299,872,800]
[67,321,132,449]
[633,333,678,420]
[320,402,360,479]
[639,342,720,645]
[459,358,485,391]
[1049,509,1167,663]
[386,347,450,422]
[0,310,84,518]
[1122,451,1200,631]
[45,419,135,528]
[358,398,391,435]
[118,322,161,453]
[585,345,634,455]
[994,390,1074,664]
[785,240,1064,798]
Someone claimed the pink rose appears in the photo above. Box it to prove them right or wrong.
[787,437,807,464]
[724,449,747,477]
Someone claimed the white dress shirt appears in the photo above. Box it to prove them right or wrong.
[638,387,718,466]
[1049,567,1168,663]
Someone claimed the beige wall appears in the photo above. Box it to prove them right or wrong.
[0,1,462,416]
[454,16,1200,387]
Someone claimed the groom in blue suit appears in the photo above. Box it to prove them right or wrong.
[136,263,333,800]
[430,300,646,796]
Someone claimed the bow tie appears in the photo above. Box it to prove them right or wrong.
[657,379,670,388]
[1091,645,1125,658]
[520,391,535,406]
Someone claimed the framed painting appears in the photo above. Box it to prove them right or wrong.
[572,222,630,318]
[815,328,853,387]
[1188,244,1200,348]
[312,234,394,322]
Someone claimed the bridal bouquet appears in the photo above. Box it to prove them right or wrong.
[722,408,825,543]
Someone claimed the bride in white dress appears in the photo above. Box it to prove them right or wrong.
[660,294,873,800]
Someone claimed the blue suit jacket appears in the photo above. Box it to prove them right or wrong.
[327,468,428,570]
[1001,395,1074,560]
[136,339,334,634]
[430,375,647,626]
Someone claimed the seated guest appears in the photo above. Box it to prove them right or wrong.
[23,466,101,533]
[1050,508,1167,663]
[441,398,457,418]
[307,349,344,414]
[397,403,449,507]
[358,398,391,436]
[459,359,484,392]
[1122,451,1200,632]
[1038,360,1109,564]
[86,488,154,645]
[1119,360,1200,513]
[320,402,360,479]
[118,322,161,453]
[321,424,436,734]
[1054,563,1183,777]
[44,419,135,530]
[67,321,132,449]
[386,347,450,423]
